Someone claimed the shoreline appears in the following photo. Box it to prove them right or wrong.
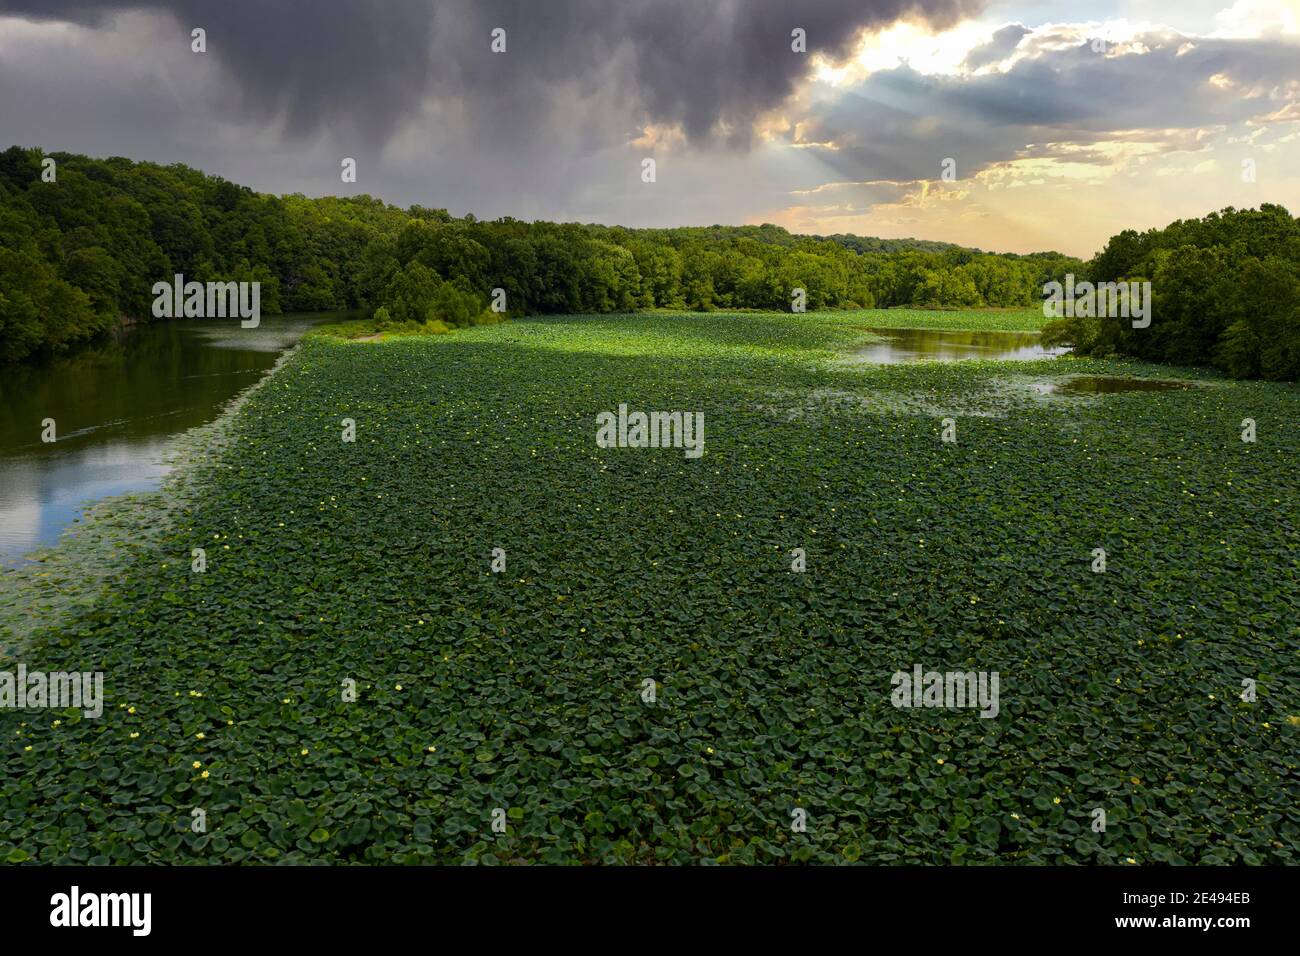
[0,343,304,659]
[2,309,347,368]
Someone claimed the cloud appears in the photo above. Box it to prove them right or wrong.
[2,1,1296,257]
[748,15,1300,255]
[0,0,984,147]
[784,26,1300,187]
[961,22,1028,70]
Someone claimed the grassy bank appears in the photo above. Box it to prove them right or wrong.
[1,311,1296,864]
[839,306,1050,332]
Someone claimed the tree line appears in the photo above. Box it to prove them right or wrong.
[4,147,1296,380]
[1042,203,1300,381]
[0,146,1079,362]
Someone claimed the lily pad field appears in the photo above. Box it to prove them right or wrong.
[2,309,1297,865]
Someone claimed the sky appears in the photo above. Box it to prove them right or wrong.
[0,0,1297,258]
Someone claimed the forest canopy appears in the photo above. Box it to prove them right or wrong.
[3,147,1297,380]
[1041,203,1300,381]
[0,146,1078,362]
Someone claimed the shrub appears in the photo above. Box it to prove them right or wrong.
[425,277,486,329]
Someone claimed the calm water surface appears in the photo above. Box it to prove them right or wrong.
[0,314,339,565]
[1049,375,1195,394]
[854,327,1066,364]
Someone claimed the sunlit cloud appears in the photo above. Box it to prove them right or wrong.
[1211,0,1300,38]
[1,1,1297,258]
[753,5,1300,255]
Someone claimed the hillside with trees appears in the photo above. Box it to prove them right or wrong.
[0,146,1080,363]
[1042,204,1300,381]
[6,147,1297,381]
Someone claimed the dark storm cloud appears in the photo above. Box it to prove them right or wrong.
[0,0,437,143]
[0,0,984,145]
[961,22,1027,70]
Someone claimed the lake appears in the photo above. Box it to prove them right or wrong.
[0,313,340,565]
[852,327,1066,364]
[1,317,1063,565]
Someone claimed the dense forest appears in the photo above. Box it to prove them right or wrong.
[1042,203,1300,381]
[2,146,1296,380]
[0,146,1079,361]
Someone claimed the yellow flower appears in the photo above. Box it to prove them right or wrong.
[1053,797,1061,805]
[127,706,136,714]
[192,761,201,769]
[129,732,139,739]
[936,758,945,765]
[201,770,209,779]
[300,748,309,756]
[395,684,403,691]
[706,747,714,754]
[195,733,205,739]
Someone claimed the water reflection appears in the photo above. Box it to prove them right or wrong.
[0,314,341,564]
[852,327,1065,364]
[1049,376,1196,395]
